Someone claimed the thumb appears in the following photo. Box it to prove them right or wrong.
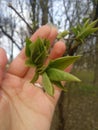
[0,48,7,85]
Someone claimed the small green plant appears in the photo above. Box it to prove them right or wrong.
[25,19,98,96]
[57,19,98,55]
[25,38,81,96]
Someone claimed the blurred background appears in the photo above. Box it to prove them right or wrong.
[0,0,98,130]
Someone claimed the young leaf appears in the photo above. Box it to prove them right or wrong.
[52,81,67,92]
[88,19,98,28]
[42,72,54,96]
[43,38,50,50]
[34,50,46,66]
[72,19,98,42]
[46,68,81,82]
[48,55,81,70]
[30,72,39,83]
[29,38,43,61]
[25,38,32,57]
[29,38,49,68]
[71,27,78,36]
[77,27,98,40]
[25,58,35,67]
[83,19,90,28]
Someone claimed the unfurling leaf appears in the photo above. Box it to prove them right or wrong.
[83,19,90,28]
[25,38,32,57]
[46,68,81,82]
[25,58,35,67]
[48,55,81,70]
[25,38,50,70]
[42,72,54,96]
[72,19,98,42]
[87,19,98,28]
[34,50,46,66]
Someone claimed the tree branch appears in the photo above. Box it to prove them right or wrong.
[8,3,34,33]
[0,26,21,50]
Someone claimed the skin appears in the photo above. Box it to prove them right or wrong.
[0,24,71,130]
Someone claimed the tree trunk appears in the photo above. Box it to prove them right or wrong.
[40,0,49,25]
[93,1,98,86]
[94,34,98,85]
[30,0,38,33]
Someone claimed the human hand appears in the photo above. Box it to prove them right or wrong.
[0,24,71,130]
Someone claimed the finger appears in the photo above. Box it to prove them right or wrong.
[7,24,57,77]
[0,48,7,85]
[65,64,73,72]
[48,40,66,60]
[31,24,58,45]
[47,24,58,44]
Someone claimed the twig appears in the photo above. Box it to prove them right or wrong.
[0,25,21,50]
[64,37,77,40]
[8,3,34,33]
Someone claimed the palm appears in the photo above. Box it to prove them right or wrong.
[0,25,67,130]
[0,72,56,130]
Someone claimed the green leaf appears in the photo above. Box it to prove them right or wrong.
[25,38,32,57]
[77,24,82,31]
[25,58,35,67]
[83,19,90,28]
[77,27,98,40]
[34,50,46,67]
[88,19,98,28]
[71,27,78,36]
[30,72,39,83]
[72,19,98,42]
[46,68,81,82]
[48,55,81,70]
[88,28,98,34]
[42,72,54,96]
[29,38,43,60]
[29,38,49,68]
[43,39,50,50]
[52,81,67,92]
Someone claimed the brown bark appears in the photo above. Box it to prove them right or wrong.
[93,1,98,86]
[40,0,49,25]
